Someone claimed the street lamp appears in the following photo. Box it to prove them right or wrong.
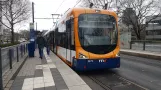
[32,2,34,23]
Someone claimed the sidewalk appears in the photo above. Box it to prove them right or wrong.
[9,49,91,90]
[120,49,161,60]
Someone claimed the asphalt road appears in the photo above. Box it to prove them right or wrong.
[79,54,161,90]
[115,54,161,90]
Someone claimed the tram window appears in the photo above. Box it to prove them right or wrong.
[57,33,65,48]
[66,19,71,49]
[71,19,74,45]
[66,18,75,49]
[78,14,117,46]
[71,31,74,45]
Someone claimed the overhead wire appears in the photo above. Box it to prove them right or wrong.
[52,0,66,27]
[73,0,82,8]
[53,0,82,27]
[54,0,66,14]
[54,0,82,17]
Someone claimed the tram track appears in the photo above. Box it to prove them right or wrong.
[79,69,147,90]
[88,75,111,90]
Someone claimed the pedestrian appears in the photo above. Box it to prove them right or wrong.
[36,33,46,59]
[46,37,51,55]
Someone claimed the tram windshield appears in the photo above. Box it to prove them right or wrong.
[78,14,117,46]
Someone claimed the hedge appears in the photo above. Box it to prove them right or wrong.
[0,42,20,48]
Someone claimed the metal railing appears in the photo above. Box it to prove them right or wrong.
[0,42,29,89]
[128,40,161,52]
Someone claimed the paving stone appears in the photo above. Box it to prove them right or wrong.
[15,76,26,80]
[3,80,8,85]
[22,84,33,90]
[62,74,86,87]
[10,86,22,90]
[4,88,10,90]
[41,59,47,64]
[45,86,56,90]
[10,50,91,90]
[56,83,68,90]
[50,68,60,75]
[35,69,43,77]
[3,75,8,79]
[8,80,14,84]
[14,78,24,83]
[3,82,7,87]
[52,73,62,79]
[5,71,11,76]
[34,87,45,90]
[12,81,23,87]
[34,83,44,89]
[56,80,67,87]
[4,77,11,82]
[6,82,12,88]
[54,76,64,82]
[26,75,34,78]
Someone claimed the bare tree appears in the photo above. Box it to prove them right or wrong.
[118,0,161,40]
[80,0,116,9]
[1,0,31,43]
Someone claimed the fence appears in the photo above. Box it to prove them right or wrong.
[0,42,29,89]
[122,40,161,52]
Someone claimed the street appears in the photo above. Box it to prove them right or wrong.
[116,54,161,90]
[79,54,161,90]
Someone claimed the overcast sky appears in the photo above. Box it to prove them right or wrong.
[24,0,79,31]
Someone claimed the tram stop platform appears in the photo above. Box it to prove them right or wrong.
[8,49,91,90]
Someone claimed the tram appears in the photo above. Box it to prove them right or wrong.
[45,8,120,71]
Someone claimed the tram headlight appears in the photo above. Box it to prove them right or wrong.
[79,53,87,59]
[116,52,120,57]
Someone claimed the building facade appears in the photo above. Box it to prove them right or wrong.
[3,28,11,41]
[146,15,161,40]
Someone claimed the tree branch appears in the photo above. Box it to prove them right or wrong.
[0,21,11,29]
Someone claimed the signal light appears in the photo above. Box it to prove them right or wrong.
[84,66,86,69]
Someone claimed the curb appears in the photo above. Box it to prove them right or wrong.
[3,54,28,89]
[11,55,28,80]
[120,50,161,60]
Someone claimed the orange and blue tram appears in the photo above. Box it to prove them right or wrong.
[45,8,120,71]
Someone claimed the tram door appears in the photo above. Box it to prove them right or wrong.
[54,29,58,53]
[66,19,72,63]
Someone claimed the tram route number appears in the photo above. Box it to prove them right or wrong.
[99,59,106,63]
[88,59,107,63]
